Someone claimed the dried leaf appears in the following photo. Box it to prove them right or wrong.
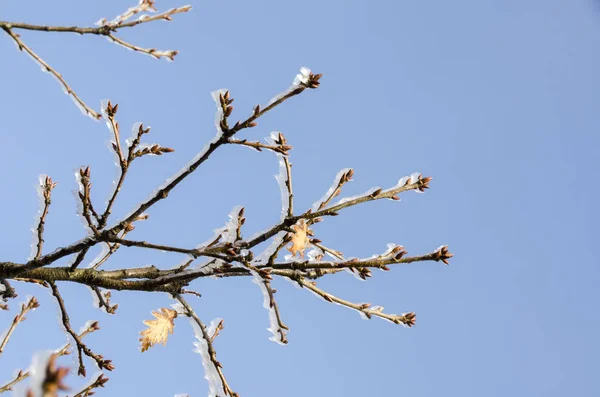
[139,308,177,352]
[287,219,311,257]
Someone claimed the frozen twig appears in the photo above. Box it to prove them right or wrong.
[49,282,114,377]
[0,26,102,119]
[0,2,191,119]
[34,176,57,260]
[295,276,417,327]
[111,74,317,234]
[227,138,292,155]
[91,287,118,314]
[107,34,178,60]
[175,295,238,397]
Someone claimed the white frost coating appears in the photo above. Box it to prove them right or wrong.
[251,231,287,266]
[0,284,4,293]
[293,66,312,86]
[170,302,187,316]
[100,99,123,169]
[266,66,311,107]
[333,187,381,207]
[85,243,111,269]
[307,246,324,261]
[194,259,223,276]
[105,0,157,27]
[28,175,49,261]
[207,317,223,337]
[72,170,94,237]
[36,66,96,120]
[191,319,224,397]
[212,89,228,136]
[78,320,97,335]
[68,88,95,119]
[434,245,447,253]
[125,122,144,147]
[373,243,401,259]
[13,350,53,397]
[311,168,352,212]
[217,205,244,244]
[86,285,113,314]
[79,372,105,393]
[249,231,288,344]
[265,132,289,221]
[383,172,423,199]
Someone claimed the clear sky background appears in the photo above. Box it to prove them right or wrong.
[1,0,599,396]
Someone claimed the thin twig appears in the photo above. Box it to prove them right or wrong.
[0,297,39,357]
[91,287,118,314]
[49,282,114,377]
[283,156,294,217]
[111,80,313,234]
[69,247,89,272]
[35,176,57,259]
[108,34,177,60]
[1,27,101,119]
[295,277,417,327]
[175,295,238,397]
[70,373,109,397]
[227,138,292,155]
[0,370,29,394]
[0,323,99,394]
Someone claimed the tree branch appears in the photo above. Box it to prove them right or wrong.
[0,297,39,357]
[49,282,114,377]
[176,295,238,397]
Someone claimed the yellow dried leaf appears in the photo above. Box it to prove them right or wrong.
[139,308,177,352]
[287,219,311,257]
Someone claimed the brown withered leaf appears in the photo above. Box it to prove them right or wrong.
[139,308,177,352]
[287,219,311,257]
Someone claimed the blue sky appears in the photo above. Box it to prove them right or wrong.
[1,0,599,396]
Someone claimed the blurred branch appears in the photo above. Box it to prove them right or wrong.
[0,316,98,395]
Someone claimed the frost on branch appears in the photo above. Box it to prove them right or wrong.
[191,319,225,397]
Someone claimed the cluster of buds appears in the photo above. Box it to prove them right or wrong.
[24,296,40,311]
[400,312,417,327]
[96,355,115,372]
[433,246,453,265]
[413,174,432,192]
[104,100,118,118]
[128,123,151,150]
[132,144,175,159]
[42,176,58,201]
[102,290,119,314]
[270,132,293,155]
[356,267,372,280]
[78,167,92,200]
[296,68,323,89]
[86,374,110,395]
[219,91,235,133]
